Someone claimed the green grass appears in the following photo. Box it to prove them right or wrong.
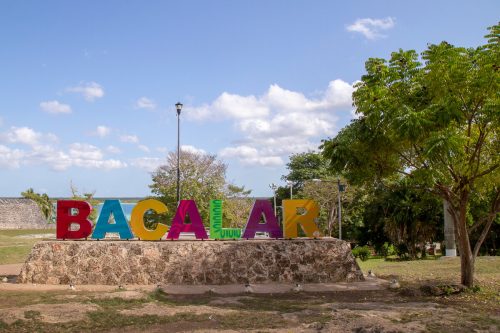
[0,229,54,265]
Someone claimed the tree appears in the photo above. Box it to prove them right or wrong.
[21,188,54,222]
[363,181,443,259]
[223,184,253,229]
[150,150,251,226]
[322,23,499,287]
[70,182,100,223]
[280,152,360,238]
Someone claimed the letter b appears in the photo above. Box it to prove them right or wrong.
[56,200,93,239]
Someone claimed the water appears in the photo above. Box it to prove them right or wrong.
[95,203,135,221]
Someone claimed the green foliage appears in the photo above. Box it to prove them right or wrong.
[322,23,500,285]
[69,183,100,223]
[281,151,331,190]
[21,188,54,222]
[352,245,371,261]
[359,182,443,259]
[379,242,397,258]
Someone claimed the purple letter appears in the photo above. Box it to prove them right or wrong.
[166,200,208,239]
[242,200,283,239]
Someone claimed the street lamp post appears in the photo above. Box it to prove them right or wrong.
[287,180,293,199]
[175,102,183,204]
[269,183,278,216]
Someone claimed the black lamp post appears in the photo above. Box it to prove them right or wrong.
[175,102,183,204]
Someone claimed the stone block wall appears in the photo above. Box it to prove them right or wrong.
[0,198,52,229]
[19,239,364,285]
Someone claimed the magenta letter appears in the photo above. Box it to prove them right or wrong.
[166,200,208,239]
[242,200,283,239]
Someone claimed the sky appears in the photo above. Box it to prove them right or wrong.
[0,1,498,197]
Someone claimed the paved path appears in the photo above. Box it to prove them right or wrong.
[0,270,388,294]
[0,264,22,276]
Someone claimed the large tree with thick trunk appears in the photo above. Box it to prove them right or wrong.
[322,23,499,287]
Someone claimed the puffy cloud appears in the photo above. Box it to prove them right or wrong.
[1,126,59,147]
[138,144,150,153]
[106,145,121,154]
[181,145,206,155]
[69,143,103,160]
[0,127,127,171]
[40,100,72,114]
[186,92,269,121]
[220,146,283,167]
[135,97,156,110]
[0,145,24,168]
[346,17,396,40]
[188,80,354,166]
[120,134,139,143]
[67,81,104,101]
[130,157,162,172]
[94,125,111,138]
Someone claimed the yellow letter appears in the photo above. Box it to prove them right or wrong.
[283,199,321,238]
[130,199,169,240]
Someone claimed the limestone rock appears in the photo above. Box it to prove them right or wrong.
[19,239,364,285]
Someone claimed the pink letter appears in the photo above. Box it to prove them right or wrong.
[166,200,208,239]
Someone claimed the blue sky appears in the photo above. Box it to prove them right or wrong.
[0,1,498,197]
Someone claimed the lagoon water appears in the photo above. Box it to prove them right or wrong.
[96,203,135,221]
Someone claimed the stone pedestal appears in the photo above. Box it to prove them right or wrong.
[18,239,364,285]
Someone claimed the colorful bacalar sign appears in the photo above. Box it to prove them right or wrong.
[56,199,322,240]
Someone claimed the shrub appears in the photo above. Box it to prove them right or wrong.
[379,242,396,258]
[352,246,371,261]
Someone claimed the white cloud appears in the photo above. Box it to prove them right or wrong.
[130,157,162,172]
[0,127,127,171]
[0,145,24,168]
[106,145,121,154]
[188,80,354,166]
[94,125,111,138]
[135,97,156,110]
[156,147,168,154]
[346,17,395,40]
[181,145,206,155]
[120,134,139,143]
[1,127,59,147]
[138,144,150,153]
[186,92,269,121]
[67,81,104,101]
[40,100,72,114]
[220,146,283,167]
[69,143,103,160]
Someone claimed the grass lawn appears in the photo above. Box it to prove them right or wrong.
[357,256,500,291]
[0,229,54,265]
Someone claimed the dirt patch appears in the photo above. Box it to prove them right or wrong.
[0,302,100,324]
[92,290,148,300]
[119,302,239,317]
[208,296,253,306]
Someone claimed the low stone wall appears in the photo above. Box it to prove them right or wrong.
[19,239,364,285]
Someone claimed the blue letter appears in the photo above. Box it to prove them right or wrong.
[92,200,133,239]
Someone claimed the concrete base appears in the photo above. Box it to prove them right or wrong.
[445,249,457,257]
[18,239,364,285]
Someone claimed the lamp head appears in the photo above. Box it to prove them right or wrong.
[175,102,183,115]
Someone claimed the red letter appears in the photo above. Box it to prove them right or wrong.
[56,200,93,239]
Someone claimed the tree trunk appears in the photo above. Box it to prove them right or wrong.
[450,194,475,288]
